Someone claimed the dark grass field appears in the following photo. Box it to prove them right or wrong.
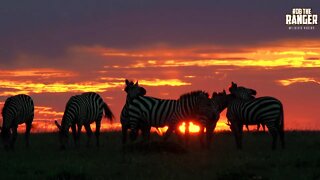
[1,131,320,180]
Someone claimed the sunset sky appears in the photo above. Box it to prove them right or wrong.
[0,0,319,132]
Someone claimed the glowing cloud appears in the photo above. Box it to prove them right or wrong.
[0,69,76,78]
[277,77,320,86]
[0,80,122,95]
[139,79,191,86]
[97,39,320,69]
[34,106,64,120]
[126,57,320,68]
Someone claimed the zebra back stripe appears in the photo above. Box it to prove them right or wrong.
[1,94,34,128]
[228,96,282,126]
[61,92,112,130]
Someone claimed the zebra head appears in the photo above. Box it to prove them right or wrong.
[124,79,146,99]
[0,126,11,149]
[211,90,229,113]
[54,120,68,150]
[229,82,256,101]
[198,92,220,122]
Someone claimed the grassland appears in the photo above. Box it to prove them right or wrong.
[0,131,320,180]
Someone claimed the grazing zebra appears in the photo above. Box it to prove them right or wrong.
[229,82,265,132]
[54,92,114,149]
[0,94,34,150]
[120,79,146,145]
[213,86,285,150]
[128,91,218,147]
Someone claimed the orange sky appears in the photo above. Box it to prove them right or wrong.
[0,39,320,133]
[0,1,319,133]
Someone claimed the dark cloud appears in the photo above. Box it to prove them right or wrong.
[1,0,319,63]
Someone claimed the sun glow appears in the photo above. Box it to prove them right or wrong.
[155,120,231,136]
[179,122,201,133]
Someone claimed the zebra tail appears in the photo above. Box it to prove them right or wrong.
[103,102,115,122]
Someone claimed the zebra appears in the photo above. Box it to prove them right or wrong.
[229,81,257,100]
[128,91,219,147]
[120,79,146,145]
[0,94,34,150]
[54,92,114,149]
[212,87,284,150]
[229,82,265,132]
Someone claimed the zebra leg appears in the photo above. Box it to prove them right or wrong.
[163,124,174,141]
[95,120,101,147]
[71,123,78,147]
[199,126,205,148]
[246,124,249,132]
[185,121,190,147]
[267,125,278,150]
[25,121,32,148]
[142,126,151,142]
[141,125,151,150]
[84,124,93,147]
[231,122,243,149]
[279,121,285,149]
[257,124,260,132]
[122,126,128,145]
[77,124,82,142]
[206,120,217,149]
[10,127,18,150]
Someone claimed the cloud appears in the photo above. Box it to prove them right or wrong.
[277,77,320,86]
[139,79,191,86]
[34,106,64,120]
[1,0,319,62]
[0,69,77,79]
[0,80,122,96]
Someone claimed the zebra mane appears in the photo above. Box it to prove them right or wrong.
[178,91,209,100]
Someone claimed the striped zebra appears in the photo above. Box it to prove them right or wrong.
[54,92,114,149]
[120,79,146,145]
[0,94,34,150]
[229,81,256,100]
[213,87,284,150]
[229,82,265,132]
[128,91,218,147]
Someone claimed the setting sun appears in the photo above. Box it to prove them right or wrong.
[178,122,201,133]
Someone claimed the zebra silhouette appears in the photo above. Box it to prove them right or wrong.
[1,94,34,150]
[120,79,146,145]
[212,85,284,150]
[55,92,114,149]
[229,81,256,100]
[128,91,218,147]
[229,82,265,131]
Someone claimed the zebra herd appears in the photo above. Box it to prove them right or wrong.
[0,80,285,150]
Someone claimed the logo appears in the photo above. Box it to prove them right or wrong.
[286,8,318,30]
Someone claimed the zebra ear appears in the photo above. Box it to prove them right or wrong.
[54,120,61,130]
[231,82,237,88]
[125,79,130,85]
[135,81,139,86]
[223,89,226,94]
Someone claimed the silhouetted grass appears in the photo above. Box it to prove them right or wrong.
[0,131,320,179]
